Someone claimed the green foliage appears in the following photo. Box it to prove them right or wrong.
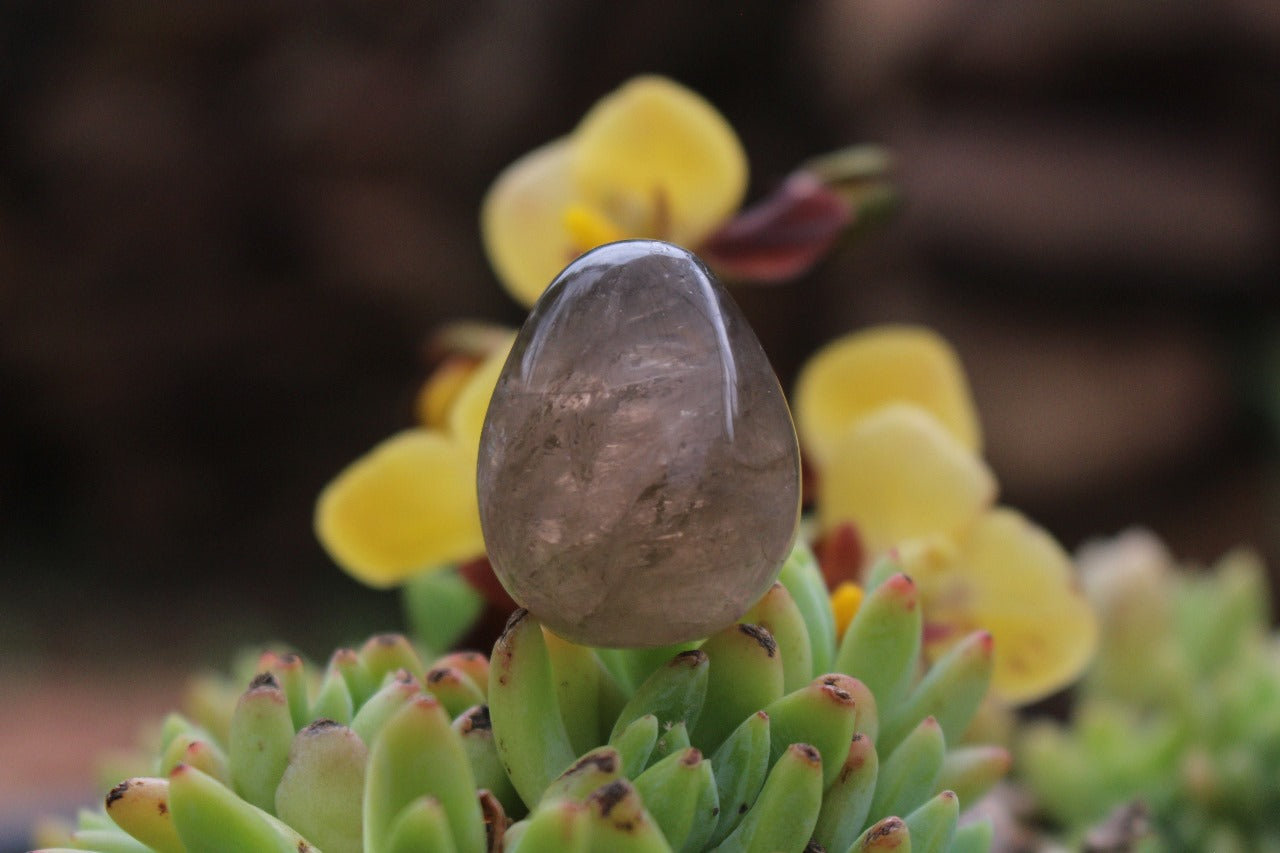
[1016,533,1280,850]
[42,544,1002,853]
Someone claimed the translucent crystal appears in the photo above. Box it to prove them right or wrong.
[477,240,800,646]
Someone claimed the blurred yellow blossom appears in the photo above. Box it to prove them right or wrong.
[793,324,982,468]
[798,325,1096,704]
[902,509,1099,704]
[481,75,748,306]
[315,337,512,588]
[818,403,996,553]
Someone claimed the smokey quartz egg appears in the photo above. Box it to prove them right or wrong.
[477,240,800,646]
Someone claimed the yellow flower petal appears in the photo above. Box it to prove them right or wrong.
[794,325,982,468]
[818,404,996,552]
[481,138,579,306]
[446,335,515,454]
[572,75,747,248]
[830,582,865,640]
[563,202,625,249]
[415,356,481,430]
[315,429,484,588]
[909,508,1099,705]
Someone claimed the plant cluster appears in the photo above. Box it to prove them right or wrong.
[1016,531,1280,851]
[40,546,1007,853]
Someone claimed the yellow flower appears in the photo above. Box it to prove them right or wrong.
[481,75,747,306]
[818,403,996,553]
[315,338,511,588]
[902,509,1098,705]
[793,324,982,469]
[798,325,1096,704]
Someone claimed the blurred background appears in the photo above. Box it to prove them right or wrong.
[2,0,1278,840]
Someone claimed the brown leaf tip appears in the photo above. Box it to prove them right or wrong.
[819,676,856,705]
[590,779,630,817]
[462,704,492,731]
[863,817,906,848]
[739,623,778,657]
[105,780,129,807]
[680,748,704,766]
[249,672,280,690]
[499,608,530,644]
[569,750,618,775]
[793,743,823,766]
[673,649,708,667]
[302,719,342,734]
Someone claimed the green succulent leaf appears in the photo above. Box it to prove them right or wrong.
[228,674,295,813]
[742,582,814,693]
[707,711,771,847]
[834,571,921,721]
[693,623,785,754]
[488,610,578,809]
[813,733,879,853]
[275,720,366,853]
[610,650,710,743]
[777,540,837,676]
[869,716,946,823]
[708,742,824,853]
[362,695,484,853]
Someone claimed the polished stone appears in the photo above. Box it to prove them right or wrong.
[477,240,800,646]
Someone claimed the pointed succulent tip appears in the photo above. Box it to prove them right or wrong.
[792,742,823,768]
[499,608,530,641]
[567,749,620,776]
[410,693,443,713]
[672,649,708,668]
[248,672,279,690]
[104,780,129,807]
[738,623,778,656]
[679,748,704,766]
[817,674,858,706]
[884,572,917,601]
[301,718,342,734]
[862,816,908,849]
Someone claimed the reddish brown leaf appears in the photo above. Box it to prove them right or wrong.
[699,172,852,283]
[815,521,865,590]
[458,554,520,613]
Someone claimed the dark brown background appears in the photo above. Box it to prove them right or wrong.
[1,1,1278,827]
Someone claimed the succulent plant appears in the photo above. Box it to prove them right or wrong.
[1015,531,1280,851]
[41,543,1005,853]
